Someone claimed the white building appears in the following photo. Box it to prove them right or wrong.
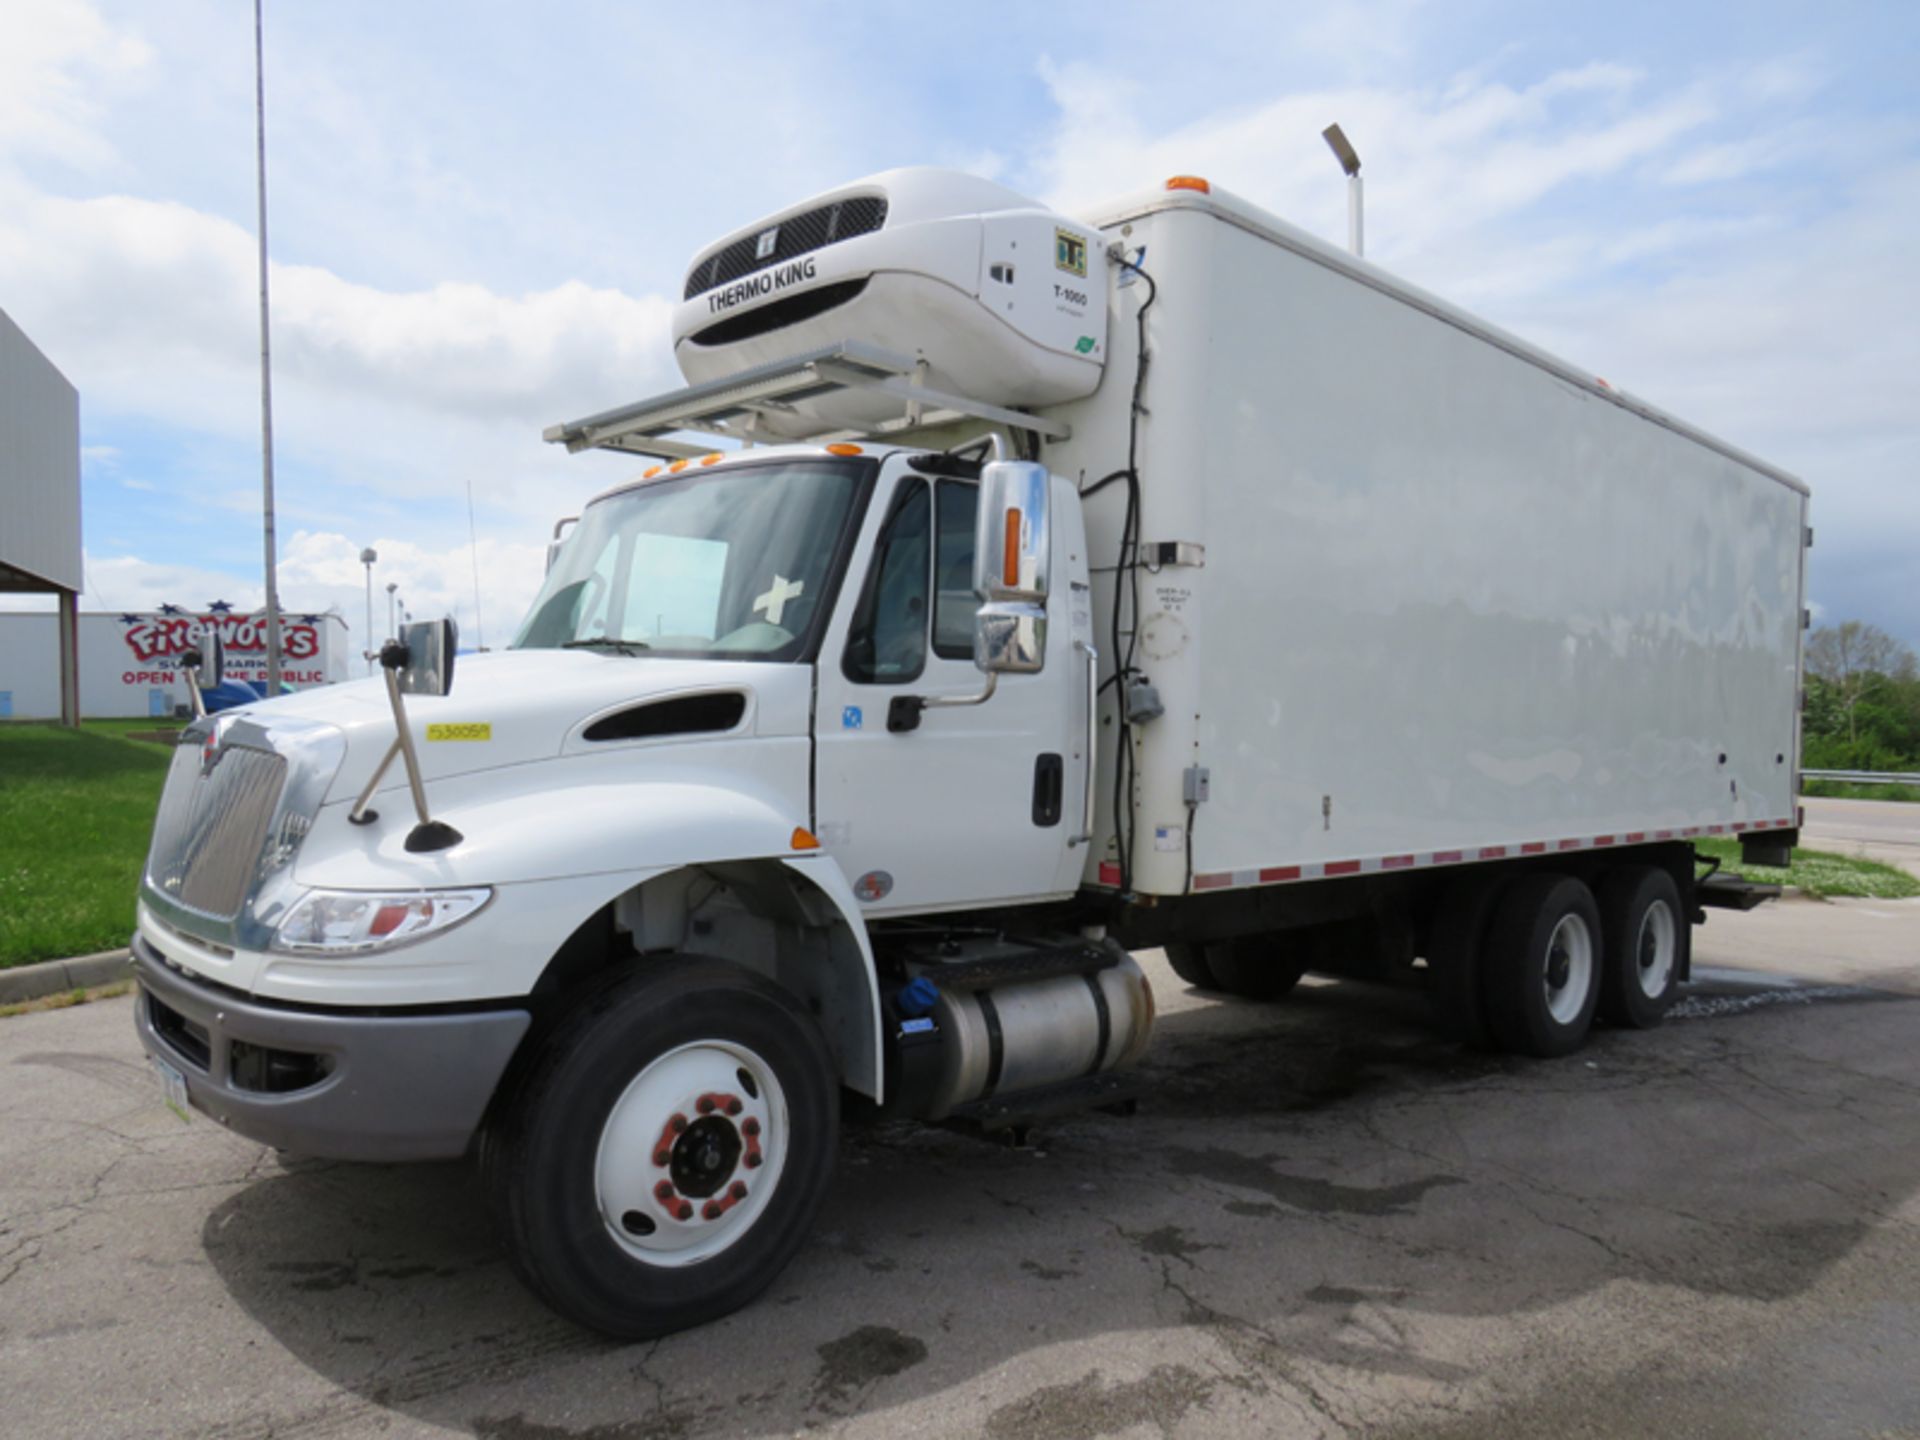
[0,607,349,719]
[0,306,82,724]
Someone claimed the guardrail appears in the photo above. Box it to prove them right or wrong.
[1802,768,1920,787]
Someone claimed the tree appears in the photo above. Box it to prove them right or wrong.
[1805,622,1917,744]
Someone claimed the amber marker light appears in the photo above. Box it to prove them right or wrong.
[1003,508,1022,589]
[1165,175,1211,193]
[825,443,864,456]
[790,827,821,851]
[668,459,690,473]
[700,453,722,466]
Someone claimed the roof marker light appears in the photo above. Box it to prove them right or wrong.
[700,453,722,466]
[1165,175,1212,194]
[668,459,691,473]
[643,465,664,479]
[825,443,864,456]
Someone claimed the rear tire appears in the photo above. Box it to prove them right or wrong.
[1482,874,1603,1058]
[484,957,838,1339]
[1162,941,1219,991]
[1206,935,1309,1001]
[1426,872,1510,1047]
[1596,866,1683,1028]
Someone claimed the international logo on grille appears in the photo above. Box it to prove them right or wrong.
[754,226,780,260]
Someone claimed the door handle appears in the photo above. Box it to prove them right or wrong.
[1069,638,1097,846]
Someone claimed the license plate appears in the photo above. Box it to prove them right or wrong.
[152,1055,191,1123]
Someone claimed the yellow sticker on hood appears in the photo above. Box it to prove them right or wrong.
[427,723,491,741]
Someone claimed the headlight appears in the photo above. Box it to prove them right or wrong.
[272,887,492,955]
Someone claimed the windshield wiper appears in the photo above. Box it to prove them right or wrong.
[562,637,651,655]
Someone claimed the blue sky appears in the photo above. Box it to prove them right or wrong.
[3,0,1917,660]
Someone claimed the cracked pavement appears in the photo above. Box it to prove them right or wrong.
[3,893,1918,1439]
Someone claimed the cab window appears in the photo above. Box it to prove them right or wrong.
[932,480,980,660]
[843,483,930,684]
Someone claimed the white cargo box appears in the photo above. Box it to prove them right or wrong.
[1040,182,1807,897]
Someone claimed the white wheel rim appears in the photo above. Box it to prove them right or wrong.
[1635,899,1677,1000]
[594,1040,789,1268]
[1543,913,1594,1026]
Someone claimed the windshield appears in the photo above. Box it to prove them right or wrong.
[513,459,867,661]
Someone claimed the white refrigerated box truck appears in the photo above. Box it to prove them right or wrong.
[131,167,1807,1337]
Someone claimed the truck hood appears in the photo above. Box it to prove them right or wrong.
[233,649,813,806]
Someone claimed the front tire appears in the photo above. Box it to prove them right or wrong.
[1482,874,1603,1058]
[1162,941,1219,991]
[1596,866,1683,1028]
[485,958,838,1339]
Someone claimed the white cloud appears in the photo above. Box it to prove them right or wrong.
[0,0,147,168]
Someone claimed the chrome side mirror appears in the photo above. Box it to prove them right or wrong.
[973,460,1050,675]
[396,618,457,698]
[179,626,226,719]
[352,616,462,852]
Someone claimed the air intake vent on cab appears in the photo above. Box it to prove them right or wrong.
[582,692,747,743]
[684,197,887,301]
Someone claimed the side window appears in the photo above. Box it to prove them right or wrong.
[932,480,980,660]
[843,482,930,684]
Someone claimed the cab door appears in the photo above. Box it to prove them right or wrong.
[813,466,1090,915]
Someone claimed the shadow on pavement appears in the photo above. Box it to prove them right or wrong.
[197,970,1920,1439]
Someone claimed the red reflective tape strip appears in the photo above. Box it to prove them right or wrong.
[1594,835,1616,846]
[1097,862,1121,886]
[1259,865,1302,883]
[1432,849,1464,864]
[1623,831,1645,842]
[1479,846,1507,859]
[1323,860,1363,877]
[1381,854,1416,869]
[1193,872,1233,891]
[1654,830,1674,840]
[1731,822,1749,832]
[1558,839,1581,851]
[1520,842,1547,855]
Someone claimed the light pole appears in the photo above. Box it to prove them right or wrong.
[253,0,284,691]
[386,581,398,640]
[359,547,378,674]
[1321,123,1363,258]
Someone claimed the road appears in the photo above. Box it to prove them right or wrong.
[3,895,1919,1439]
[1803,795,1920,875]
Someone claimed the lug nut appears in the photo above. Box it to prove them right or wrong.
[742,1118,761,1137]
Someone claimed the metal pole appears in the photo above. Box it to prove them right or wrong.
[360,548,377,674]
[465,474,485,650]
[386,582,397,639]
[1348,173,1364,259]
[253,0,283,692]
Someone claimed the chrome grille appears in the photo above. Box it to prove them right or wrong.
[145,741,288,919]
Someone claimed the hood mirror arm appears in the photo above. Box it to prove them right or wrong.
[180,647,209,721]
[353,639,463,853]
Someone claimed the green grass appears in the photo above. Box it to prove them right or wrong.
[1694,835,1920,900]
[1801,779,1920,803]
[0,724,176,967]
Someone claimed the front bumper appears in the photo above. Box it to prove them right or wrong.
[131,933,530,1161]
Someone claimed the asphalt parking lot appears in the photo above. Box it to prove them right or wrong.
[4,893,1919,1439]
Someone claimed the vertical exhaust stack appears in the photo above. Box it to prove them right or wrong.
[670,168,1109,439]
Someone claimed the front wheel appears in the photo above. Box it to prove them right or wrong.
[485,958,838,1339]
